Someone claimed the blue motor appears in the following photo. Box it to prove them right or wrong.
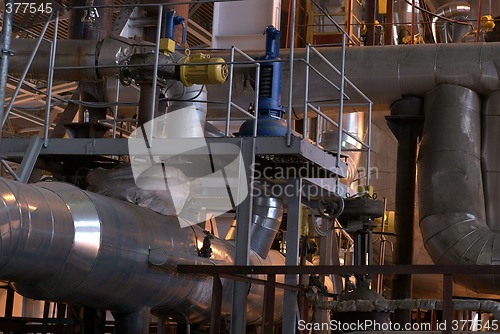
[239,26,287,136]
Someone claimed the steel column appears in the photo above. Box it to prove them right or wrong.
[262,274,276,334]
[386,96,424,325]
[282,177,302,334]
[209,274,223,334]
[230,137,255,334]
[0,0,14,141]
[113,308,151,334]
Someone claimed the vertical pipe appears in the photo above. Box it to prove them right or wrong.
[366,102,372,185]
[137,84,160,127]
[336,35,346,169]
[0,0,14,142]
[286,0,297,146]
[225,48,235,137]
[147,4,163,144]
[411,0,416,44]
[302,44,310,140]
[384,0,394,45]
[44,11,59,148]
[477,0,483,42]
[365,0,376,45]
[113,308,151,334]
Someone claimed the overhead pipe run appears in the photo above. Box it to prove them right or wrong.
[208,42,500,112]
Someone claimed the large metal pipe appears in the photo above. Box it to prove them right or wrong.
[431,2,471,43]
[206,42,500,112]
[418,84,500,294]
[9,39,500,106]
[482,91,500,232]
[250,197,283,259]
[0,177,284,323]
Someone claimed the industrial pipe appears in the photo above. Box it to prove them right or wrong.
[431,2,471,43]
[208,42,500,109]
[249,196,284,259]
[418,84,500,294]
[0,177,284,324]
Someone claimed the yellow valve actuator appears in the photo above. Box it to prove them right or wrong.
[179,53,229,87]
[481,15,495,31]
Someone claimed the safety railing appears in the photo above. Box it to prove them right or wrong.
[177,264,500,334]
[1,0,372,185]
[301,41,373,185]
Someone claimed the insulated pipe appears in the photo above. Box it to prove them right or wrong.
[482,91,500,232]
[288,43,500,104]
[418,84,500,294]
[431,2,471,43]
[207,42,500,110]
[163,83,207,138]
[0,177,284,323]
[8,39,100,81]
[9,40,500,106]
[250,197,284,259]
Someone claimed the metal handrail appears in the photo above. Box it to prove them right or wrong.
[302,41,373,185]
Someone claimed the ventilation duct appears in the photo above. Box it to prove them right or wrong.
[418,84,500,294]
[431,2,471,43]
[393,0,423,44]
[250,197,284,259]
[0,177,285,323]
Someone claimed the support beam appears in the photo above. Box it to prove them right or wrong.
[282,177,302,334]
[386,96,424,325]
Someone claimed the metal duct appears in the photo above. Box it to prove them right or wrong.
[431,2,471,43]
[320,111,365,188]
[161,83,208,138]
[250,197,284,259]
[482,91,500,232]
[8,39,99,81]
[207,43,500,110]
[0,177,284,323]
[8,36,158,81]
[393,0,423,44]
[418,84,500,294]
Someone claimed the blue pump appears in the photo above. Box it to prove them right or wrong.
[239,25,287,136]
